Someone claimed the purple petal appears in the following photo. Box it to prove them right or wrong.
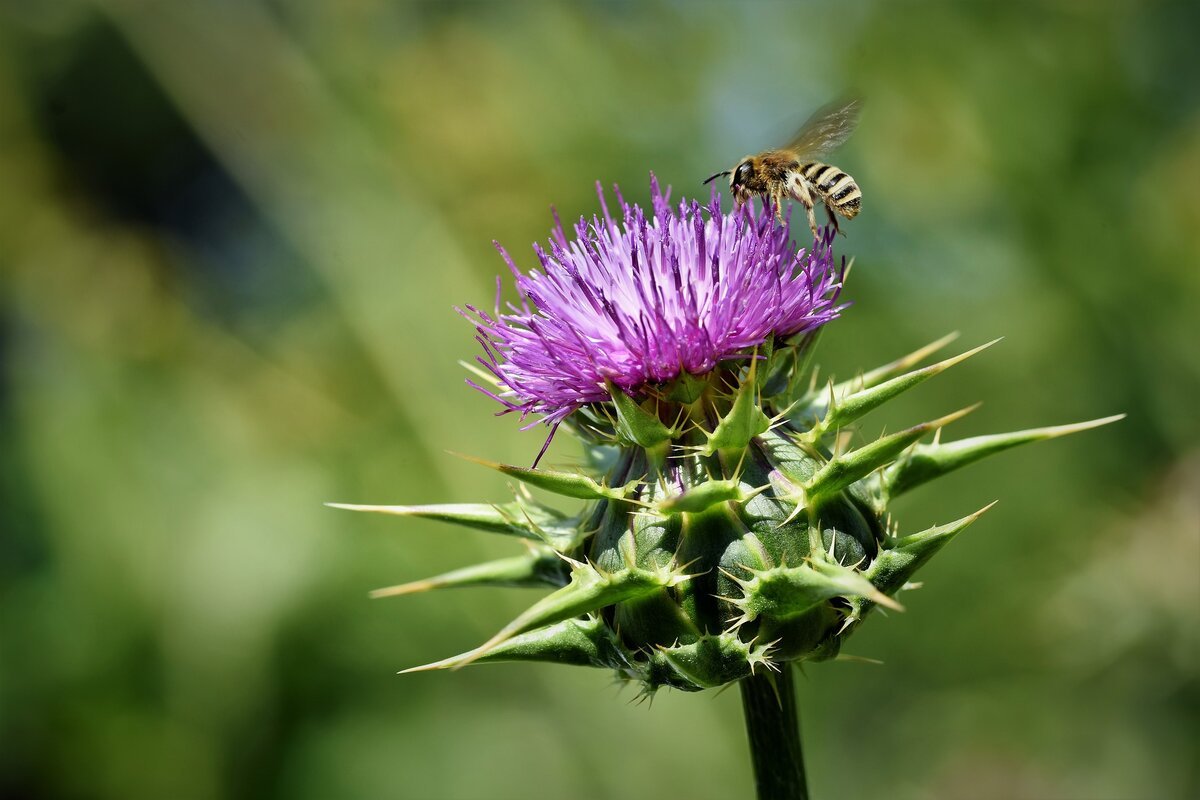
[463,176,845,427]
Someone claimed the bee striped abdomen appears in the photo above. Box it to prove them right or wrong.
[800,161,862,220]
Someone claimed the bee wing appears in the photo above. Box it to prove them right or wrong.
[782,96,863,158]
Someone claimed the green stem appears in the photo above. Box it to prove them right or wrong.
[739,665,808,800]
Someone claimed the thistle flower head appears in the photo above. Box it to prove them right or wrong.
[465,176,844,427]
[334,178,1120,695]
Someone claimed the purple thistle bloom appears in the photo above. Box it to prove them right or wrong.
[464,175,845,429]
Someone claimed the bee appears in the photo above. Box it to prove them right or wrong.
[705,97,863,237]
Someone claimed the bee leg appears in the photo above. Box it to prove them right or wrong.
[825,204,842,237]
[806,204,820,239]
[770,190,786,224]
[789,179,819,238]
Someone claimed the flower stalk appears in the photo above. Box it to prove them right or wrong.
[741,666,808,800]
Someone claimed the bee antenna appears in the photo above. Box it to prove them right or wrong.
[703,171,731,185]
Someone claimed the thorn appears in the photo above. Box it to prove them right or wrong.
[778,497,808,527]
[553,550,587,568]
[897,331,960,367]
[399,649,481,673]
[444,449,495,468]
[458,359,504,388]
[765,671,784,708]
[769,399,801,426]
[733,447,749,480]
[370,580,437,599]
[711,682,736,700]
[935,403,981,429]
[742,483,771,503]
[974,499,1000,518]
[1043,413,1127,435]
[670,557,708,585]
[841,568,905,612]
[834,653,884,666]
[718,566,750,587]
[324,502,404,513]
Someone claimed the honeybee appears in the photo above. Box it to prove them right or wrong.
[705,97,863,237]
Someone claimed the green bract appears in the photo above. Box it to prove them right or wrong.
[332,332,1121,693]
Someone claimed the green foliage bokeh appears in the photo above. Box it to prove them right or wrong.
[1,2,1196,798]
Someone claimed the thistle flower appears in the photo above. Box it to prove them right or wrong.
[465,175,842,430]
[331,176,1119,798]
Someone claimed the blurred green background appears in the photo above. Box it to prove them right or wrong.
[2,1,1197,798]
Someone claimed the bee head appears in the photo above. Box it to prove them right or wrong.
[702,159,755,201]
[732,160,754,188]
